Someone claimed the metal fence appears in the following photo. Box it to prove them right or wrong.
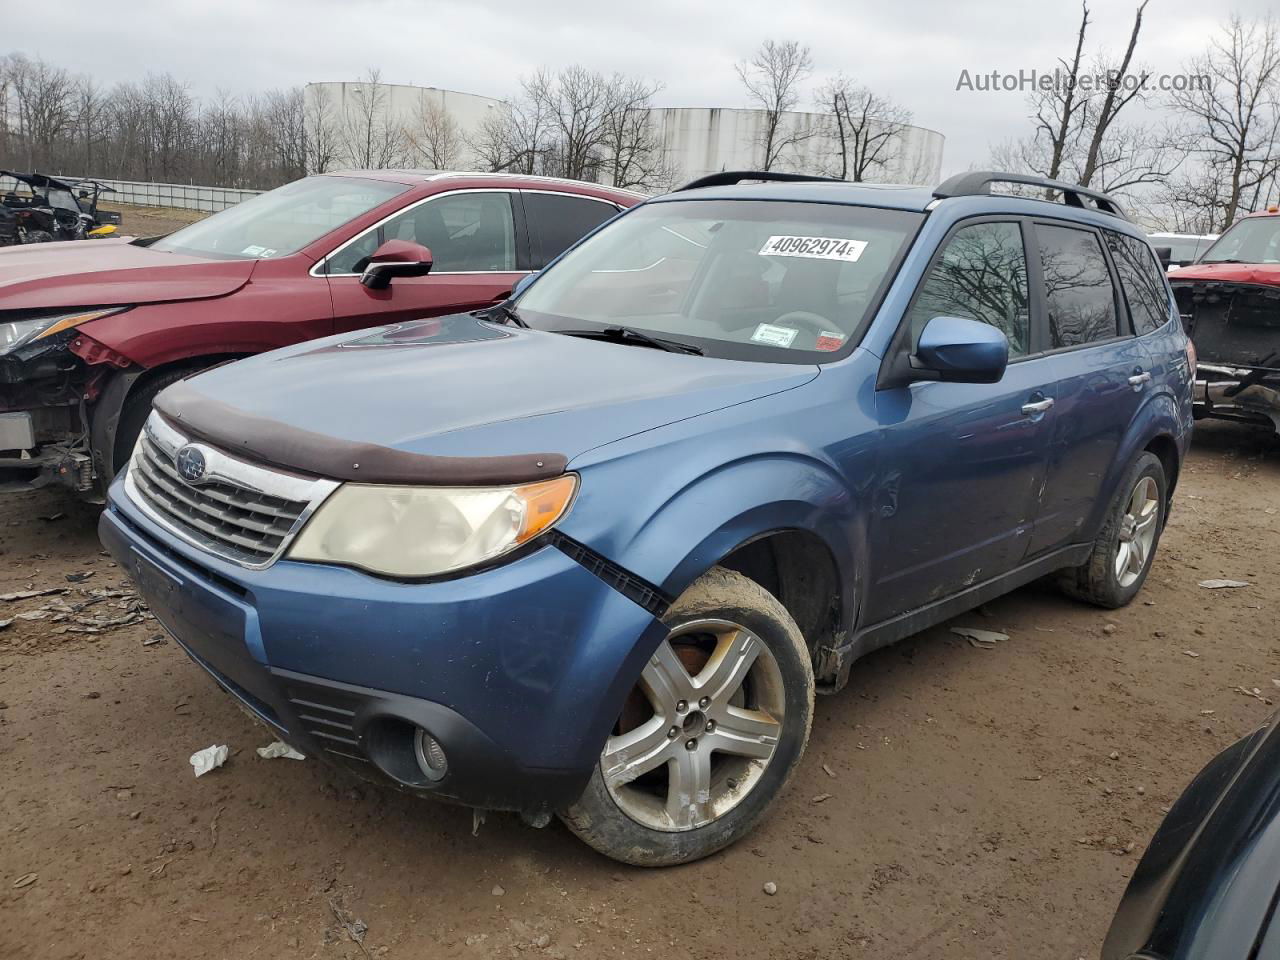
[55,176,262,213]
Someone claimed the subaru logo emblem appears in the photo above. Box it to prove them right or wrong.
[175,445,208,484]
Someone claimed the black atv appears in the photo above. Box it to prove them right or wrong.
[0,171,122,244]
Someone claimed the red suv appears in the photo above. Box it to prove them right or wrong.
[0,171,641,496]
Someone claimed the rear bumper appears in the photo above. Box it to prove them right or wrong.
[100,479,666,815]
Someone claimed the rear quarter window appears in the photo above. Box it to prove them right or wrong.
[1104,230,1172,336]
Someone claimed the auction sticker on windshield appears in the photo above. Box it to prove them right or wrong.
[750,323,799,348]
[759,236,867,262]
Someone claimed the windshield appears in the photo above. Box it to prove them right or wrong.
[151,176,407,260]
[516,199,922,362]
[1156,237,1201,262]
[1201,217,1280,264]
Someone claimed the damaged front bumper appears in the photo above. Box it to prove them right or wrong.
[1194,363,1280,434]
[1175,279,1280,435]
[0,328,123,495]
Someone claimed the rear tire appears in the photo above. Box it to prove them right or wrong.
[1058,451,1166,609]
[561,567,814,866]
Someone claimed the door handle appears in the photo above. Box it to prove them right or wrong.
[1021,397,1055,415]
[1128,371,1152,387]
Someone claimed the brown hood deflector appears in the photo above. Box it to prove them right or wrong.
[153,379,568,485]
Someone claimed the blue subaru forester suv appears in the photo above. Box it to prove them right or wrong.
[100,170,1193,866]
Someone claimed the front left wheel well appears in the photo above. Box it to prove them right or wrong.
[718,530,843,679]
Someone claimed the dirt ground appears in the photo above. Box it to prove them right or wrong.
[1,419,1277,960]
[102,202,207,238]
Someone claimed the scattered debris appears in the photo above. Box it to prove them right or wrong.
[951,627,1008,650]
[1199,579,1249,589]
[763,881,778,896]
[143,635,166,646]
[209,807,224,850]
[1235,686,1274,706]
[38,512,65,522]
[1183,650,1200,658]
[256,740,306,761]
[1200,710,1216,716]
[189,745,229,777]
[1109,751,1120,760]
[1102,624,1117,635]
[1019,774,1043,782]
[12,873,37,888]
[65,571,94,583]
[811,793,832,804]
[472,810,485,837]
[821,763,836,779]
[0,587,67,602]
[491,884,505,897]
[328,898,369,953]
[1136,786,1146,796]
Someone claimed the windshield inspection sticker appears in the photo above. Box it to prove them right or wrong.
[815,330,846,352]
[751,323,799,348]
[759,235,867,262]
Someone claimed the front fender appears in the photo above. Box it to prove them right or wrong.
[561,447,866,630]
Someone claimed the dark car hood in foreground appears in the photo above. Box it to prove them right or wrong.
[0,238,256,311]
[160,314,818,474]
[1103,712,1280,960]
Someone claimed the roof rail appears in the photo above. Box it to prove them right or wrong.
[675,170,845,192]
[933,170,1128,220]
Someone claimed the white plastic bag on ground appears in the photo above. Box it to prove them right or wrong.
[190,744,228,777]
[256,740,305,761]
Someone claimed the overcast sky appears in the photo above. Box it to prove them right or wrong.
[6,0,1274,176]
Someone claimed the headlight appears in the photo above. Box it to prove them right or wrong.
[288,474,578,578]
[0,308,127,356]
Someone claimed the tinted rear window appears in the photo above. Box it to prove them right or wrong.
[526,193,619,267]
[1037,224,1120,348]
[1106,231,1172,335]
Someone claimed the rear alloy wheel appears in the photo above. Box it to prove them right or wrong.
[1059,451,1167,608]
[562,567,813,866]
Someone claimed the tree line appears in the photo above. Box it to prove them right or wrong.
[0,48,923,196]
[990,7,1280,231]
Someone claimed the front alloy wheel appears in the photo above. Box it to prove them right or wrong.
[562,568,814,866]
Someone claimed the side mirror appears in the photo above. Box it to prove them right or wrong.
[913,315,1009,384]
[1153,245,1173,268]
[512,272,539,299]
[360,239,433,290]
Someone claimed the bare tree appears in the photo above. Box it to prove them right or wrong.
[1171,15,1280,227]
[1078,1,1152,186]
[817,75,911,181]
[303,83,339,174]
[600,78,672,191]
[340,68,403,169]
[404,91,462,169]
[735,40,813,170]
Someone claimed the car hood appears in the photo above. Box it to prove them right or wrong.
[1170,261,1280,287]
[158,314,819,477]
[0,238,256,311]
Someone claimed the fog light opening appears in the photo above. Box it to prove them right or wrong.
[414,728,449,782]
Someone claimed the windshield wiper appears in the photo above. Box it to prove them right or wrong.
[560,326,703,355]
[482,301,529,328]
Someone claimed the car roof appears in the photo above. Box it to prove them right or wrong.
[651,180,938,212]
[321,169,647,200]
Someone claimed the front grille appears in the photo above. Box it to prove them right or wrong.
[125,412,338,568]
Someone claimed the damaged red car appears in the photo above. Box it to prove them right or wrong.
[1170,206,1280,435]
[0,171,640,496]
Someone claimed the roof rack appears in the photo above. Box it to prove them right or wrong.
[933,170,1128,220]
[675,170,845,192]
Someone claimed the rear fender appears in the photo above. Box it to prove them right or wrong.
[1082,390,1187,538]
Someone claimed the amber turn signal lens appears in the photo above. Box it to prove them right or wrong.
[515,474,579,544]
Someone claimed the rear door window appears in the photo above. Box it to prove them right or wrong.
[525,192,620,268]
[1036,224,1120,349]
[1104,231,1172,335]
[907,221,1031,357]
